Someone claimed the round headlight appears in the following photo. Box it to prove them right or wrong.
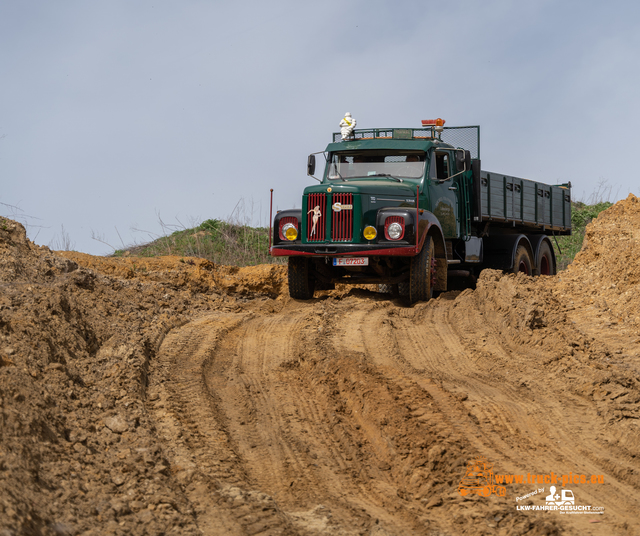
[387,222,403,239]
[363,226,377,241]
[283,223,298,241]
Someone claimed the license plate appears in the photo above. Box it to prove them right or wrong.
[333,257,369,266]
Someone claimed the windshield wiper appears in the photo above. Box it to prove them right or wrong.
[368,173,404,182]
[330,169,347,181]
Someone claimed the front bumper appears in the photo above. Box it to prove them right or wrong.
[270,243,419,257]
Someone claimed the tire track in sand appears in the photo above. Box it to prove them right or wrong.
[147,312,296,536]
[205,301,424,534]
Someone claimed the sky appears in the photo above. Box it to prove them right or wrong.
[2,0,639,254]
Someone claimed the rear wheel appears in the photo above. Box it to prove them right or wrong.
[409,236,436,304]
[536,241,555,275]
[288,257,315,299]
[512,245,532,275]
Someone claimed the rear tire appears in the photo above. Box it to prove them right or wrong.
[512,245,532,275]
[288,257,315,299]
[536,241,555,275]
[409,236,435,304]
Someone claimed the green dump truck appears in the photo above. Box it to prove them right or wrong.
[270,119,571,303]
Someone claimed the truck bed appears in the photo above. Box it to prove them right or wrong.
[474,170,571,234]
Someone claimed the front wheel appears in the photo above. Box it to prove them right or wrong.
[288,257,316,299]
[378,284,396,295]
[409,236,436,304]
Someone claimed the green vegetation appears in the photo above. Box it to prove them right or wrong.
[553,200,613,270]
[114,218,283,267]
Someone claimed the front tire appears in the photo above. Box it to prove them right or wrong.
[409,236,436,304]
[378,284,395,294]
[288,257,315,299]
[397,281,410,297]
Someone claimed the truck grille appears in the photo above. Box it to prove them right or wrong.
[331,193,353,242]
[306,192,355,242]
[306,193,326,242]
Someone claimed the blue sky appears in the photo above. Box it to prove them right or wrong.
[2,0,639,254]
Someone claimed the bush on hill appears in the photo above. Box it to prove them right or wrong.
[115,218,283,267]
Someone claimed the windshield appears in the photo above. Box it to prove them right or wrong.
[327,151,426,180]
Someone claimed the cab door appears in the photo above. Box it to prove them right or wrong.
[428,149,460,238]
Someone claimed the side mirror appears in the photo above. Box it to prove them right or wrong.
[307,154,316,176]
[455,150,472,172]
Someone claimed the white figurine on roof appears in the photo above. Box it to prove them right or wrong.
[339,112,357,141]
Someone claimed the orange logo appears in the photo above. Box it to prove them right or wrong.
[458,457,506,498]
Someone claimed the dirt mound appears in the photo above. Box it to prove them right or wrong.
[0,218,77,284]
[557,193,640,327]
[60,252,287,298]
[0,220,284,535]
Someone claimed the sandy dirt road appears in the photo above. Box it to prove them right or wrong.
[146,273,640,535]
[1,194,639,535]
